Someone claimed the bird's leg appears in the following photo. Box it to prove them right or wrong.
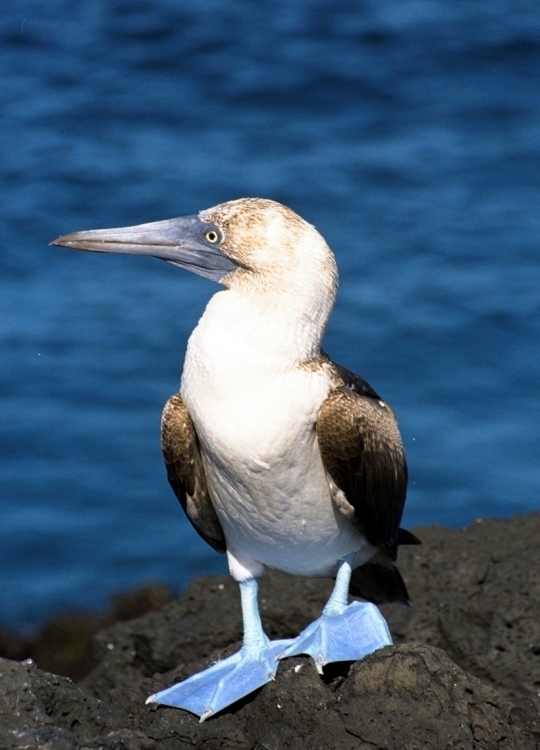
[146,578,293,721]
[278,553,392,673]
[320,551,355,615]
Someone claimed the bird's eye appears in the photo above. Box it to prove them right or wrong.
[205,229,219,244]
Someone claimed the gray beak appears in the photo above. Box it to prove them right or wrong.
[50,214,238,283]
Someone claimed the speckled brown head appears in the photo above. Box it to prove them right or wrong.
[202,197,335,281]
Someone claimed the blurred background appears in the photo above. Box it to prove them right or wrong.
[1,0,539,634]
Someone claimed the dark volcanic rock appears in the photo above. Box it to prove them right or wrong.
[337,645,537,749]
[1,513,539,749]
[0,657,102,750]
[5,585,173,683]
[383,513,540,714]
[1,647,537,749]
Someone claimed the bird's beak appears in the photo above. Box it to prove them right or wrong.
[50,214,238,283]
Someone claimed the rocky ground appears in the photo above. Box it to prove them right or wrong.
[1,513,539,749]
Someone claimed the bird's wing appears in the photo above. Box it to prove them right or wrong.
[161,393,226,553]
[317,362,408,559]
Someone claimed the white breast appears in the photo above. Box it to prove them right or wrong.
[180,290,373,581]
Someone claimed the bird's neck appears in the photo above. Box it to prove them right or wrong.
[184,280,335,381]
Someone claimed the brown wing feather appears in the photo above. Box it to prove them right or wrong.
[317,361,420,604]
[161,393,226,553]
[317,365,408,559]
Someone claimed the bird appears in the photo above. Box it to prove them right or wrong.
[51,198,419,721]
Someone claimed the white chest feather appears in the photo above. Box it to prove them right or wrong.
[180,291,371,579]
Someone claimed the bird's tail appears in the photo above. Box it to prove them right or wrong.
[349,528,421,604]
[349,562,410,605]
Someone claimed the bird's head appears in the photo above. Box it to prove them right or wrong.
[51,198,337,299]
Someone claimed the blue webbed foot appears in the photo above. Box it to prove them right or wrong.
[146,636,292,721]
[146,578,294,721]
[279,553,392,672]
[278,600,391,673]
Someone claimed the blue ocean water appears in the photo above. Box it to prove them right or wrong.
[1,0,539,632]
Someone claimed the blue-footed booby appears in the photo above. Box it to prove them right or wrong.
[51,198,419,721]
